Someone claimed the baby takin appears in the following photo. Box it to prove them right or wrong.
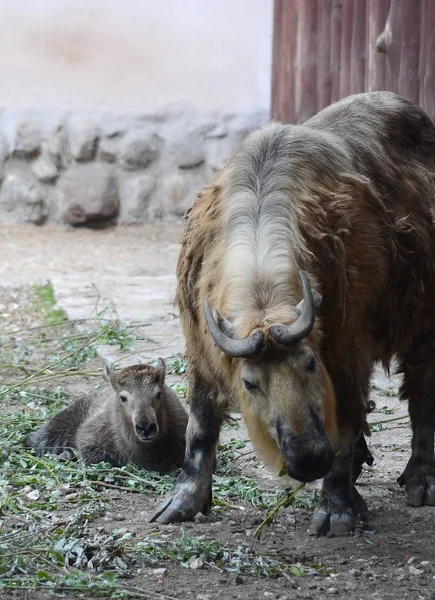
[24,359,188,473]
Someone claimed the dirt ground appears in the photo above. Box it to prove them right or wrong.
[1,223,435,600]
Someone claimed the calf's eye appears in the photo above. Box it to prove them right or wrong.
[119,393,128,403]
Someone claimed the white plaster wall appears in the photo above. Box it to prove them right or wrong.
[0,0,272,114]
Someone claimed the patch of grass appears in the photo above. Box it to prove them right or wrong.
[32,282,68,325]
[165,355,187,375]
[134,530,331,578]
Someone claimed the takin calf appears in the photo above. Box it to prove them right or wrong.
[24,359,188,473]
[151,91,435,536]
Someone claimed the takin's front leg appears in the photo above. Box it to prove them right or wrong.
[150,376,226,524]
[397,336,435,506]
[309,377,370,536]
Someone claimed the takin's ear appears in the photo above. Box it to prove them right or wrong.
[156,358,166,385]
[103,366,120,391]
[215,309,235,338]
[295,289,322,314]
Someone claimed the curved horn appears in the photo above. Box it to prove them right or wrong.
[204,299,265,358]
[269,271,319,346]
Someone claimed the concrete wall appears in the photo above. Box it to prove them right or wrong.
[0,0,272,114]
[0,0,273,226]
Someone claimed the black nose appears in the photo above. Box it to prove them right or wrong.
[286,445,333,482]
[277,410,334,483]
[135,422,158,438]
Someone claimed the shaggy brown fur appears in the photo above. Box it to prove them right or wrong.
[24,360,188,473]
[151,92,435,535]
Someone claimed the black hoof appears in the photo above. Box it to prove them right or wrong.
[308,486,368,537]
[150,480,212,524]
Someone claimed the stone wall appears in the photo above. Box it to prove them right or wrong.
[0,109,268,226]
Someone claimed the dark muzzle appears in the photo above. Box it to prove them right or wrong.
[276,408,334,483]
[135,422,158,441]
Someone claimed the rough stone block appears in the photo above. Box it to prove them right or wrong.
[58,163,119,226]
[205,123,229,139]
[0,169,47,224]
[32,154,59,182]
[160,171,204,218]
[120,128,160,170]
[173,136,205,169]
[14,118,42,158]
[119,174,155,221]
[99,136,121,163]
[68,118,99,161]
[43,126,68,169]
[0,133,10,179]
[204,135,240,172]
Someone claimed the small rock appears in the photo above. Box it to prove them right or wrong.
[407,556,416,565]
[63,492,79,501]
[26,489,40,501]
[263,593,274,598]
[120,128,160,169]
[234,575,244,585]
[189,557,204,570]
[409,566,423,576]
[59,163,119,225]
[327,589,338,595]
[32,153,59,182]
[397,574,406,582]
[153,568,168,578]
[420,561,430,567]
[68,118,99,161]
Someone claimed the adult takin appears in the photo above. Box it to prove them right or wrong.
[151,91,435,535]
[24,359,188,473]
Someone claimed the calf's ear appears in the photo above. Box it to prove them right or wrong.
[103,366,120,391]
[156,358,166,385]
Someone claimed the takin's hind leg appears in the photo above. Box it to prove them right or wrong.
[398,334,435,506]
[150,373,226,524]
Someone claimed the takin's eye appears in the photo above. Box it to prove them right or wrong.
[119,393,129,403]
[243,379,259,393]
[306,355,317,374]
[156,391,163,400]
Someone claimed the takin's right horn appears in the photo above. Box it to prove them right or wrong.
[204,299,265,358]
[269,271,320,346]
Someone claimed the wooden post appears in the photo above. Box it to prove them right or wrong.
[339,0,353,98]
[295,0,318,122]
[377,0,421,102]
[419,0,435,122]
[366,0,390,92]
[350,0,367,94]
[270,0,298,122]
[317,0,333,111]
[330,0,343,104]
